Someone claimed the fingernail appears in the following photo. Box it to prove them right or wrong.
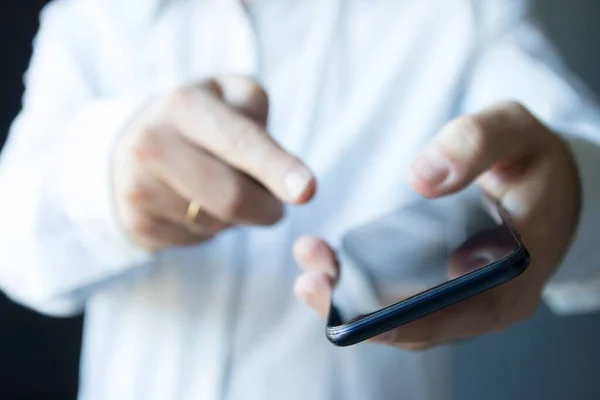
[410,147,450,186]
[284,166,313,201]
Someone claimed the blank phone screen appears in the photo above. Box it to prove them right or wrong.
[329,194,522,326]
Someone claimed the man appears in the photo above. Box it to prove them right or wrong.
[0,0,599,399]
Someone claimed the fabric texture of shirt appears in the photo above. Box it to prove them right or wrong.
[1,0,600,399]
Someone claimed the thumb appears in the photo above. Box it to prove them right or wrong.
[407,102,551,199]
[214,76,270,126]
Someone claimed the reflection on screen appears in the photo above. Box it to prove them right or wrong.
[330,196,520,325]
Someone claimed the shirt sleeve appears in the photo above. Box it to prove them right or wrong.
[462,1,600,315]
[0,1,155,316]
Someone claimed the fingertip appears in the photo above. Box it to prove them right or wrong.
[407,142,479,198]
[284,166,317,204]
[295,176,317,204]
[292,236,338,279]
[406,170,444,199]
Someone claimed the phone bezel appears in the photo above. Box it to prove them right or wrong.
[325,202,530,347]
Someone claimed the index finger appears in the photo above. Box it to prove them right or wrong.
[165,84,316,204]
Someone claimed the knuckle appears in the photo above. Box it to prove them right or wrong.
[130,124,167,162]
[123,183,151,206]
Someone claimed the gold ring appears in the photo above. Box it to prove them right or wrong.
[184,200,202,224]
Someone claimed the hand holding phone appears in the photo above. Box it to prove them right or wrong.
[295,195,529,347]
[293,102,581,350]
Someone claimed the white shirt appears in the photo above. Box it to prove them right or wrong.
[1,0,600,399]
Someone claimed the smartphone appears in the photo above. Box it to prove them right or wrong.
[326,193,530,347]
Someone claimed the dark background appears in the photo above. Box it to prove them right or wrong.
[0,2,82,399]
[0,1,599,399]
